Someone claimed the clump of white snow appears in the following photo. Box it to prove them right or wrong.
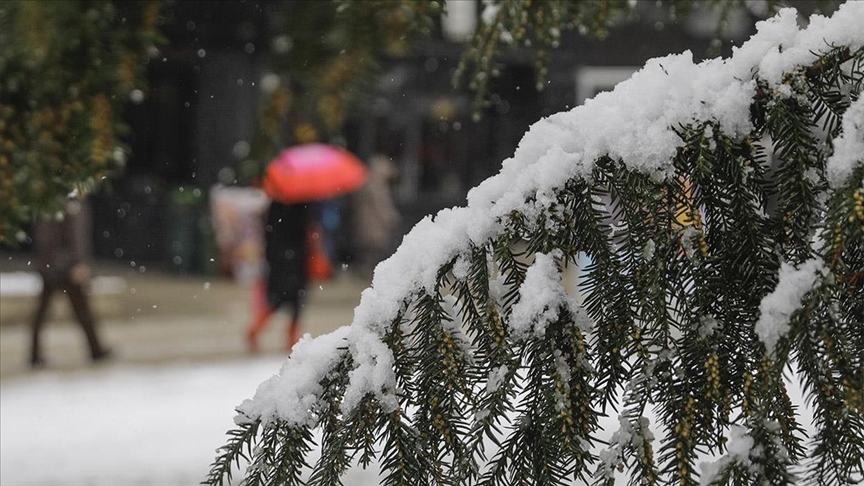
[486,364,509,394]
[341,326,400,415]
[755,258,826,354]
[489,272,510,308]
[827,95,864,188]
[236,327,352,426]
[699,314,719,339]
[642,239,656,261]
[598,416,635,479]
[509,252,578,339]
[699,426,755,485]
[597,416,654,480]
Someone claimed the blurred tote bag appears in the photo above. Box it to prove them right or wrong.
[305,223,332,282]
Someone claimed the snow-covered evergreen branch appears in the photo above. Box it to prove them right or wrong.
[208,4,864,485]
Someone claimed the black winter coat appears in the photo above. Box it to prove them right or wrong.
[264,202,308,309]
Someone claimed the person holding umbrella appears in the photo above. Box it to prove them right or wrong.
[29,198,112,367]
[353,153,401,278]
[245,143,366,352]
[245,200,309,352]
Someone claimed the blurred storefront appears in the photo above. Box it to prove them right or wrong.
[90,0,749,275]
[91,1,266,274]
[341,1,739,238]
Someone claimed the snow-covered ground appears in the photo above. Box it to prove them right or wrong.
[0,355,818,486]
[3,357,379,486]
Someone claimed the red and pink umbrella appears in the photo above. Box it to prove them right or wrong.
[262,143,367,202]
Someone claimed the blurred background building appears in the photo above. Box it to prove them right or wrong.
[6,0,762,277]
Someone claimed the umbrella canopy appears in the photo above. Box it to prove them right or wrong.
[262,144,367,202]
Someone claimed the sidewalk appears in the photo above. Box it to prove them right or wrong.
[0,253,370,378]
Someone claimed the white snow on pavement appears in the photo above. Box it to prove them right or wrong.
[1,359,273,485]
[0,358,378,486]
[0,357,818,486]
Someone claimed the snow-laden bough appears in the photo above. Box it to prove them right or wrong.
[238,2,864,429]
[212,4,864,486]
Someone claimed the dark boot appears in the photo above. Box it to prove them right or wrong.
[29,278,54,368]
[67,282,111,362]
[91,348,113,362]
[245,307,276,353]
[286,319,302,351]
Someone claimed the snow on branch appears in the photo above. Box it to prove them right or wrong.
[509,251,576,340]
[755,257,827,355]
[827,95,864,188]
[236,3,864,428]
[698,426,755,486]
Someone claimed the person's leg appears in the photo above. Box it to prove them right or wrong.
[245,306,276,353]
[66,281,110,361]
[29,276,55,367]
[285,317,301,351]
[285,295,303,351]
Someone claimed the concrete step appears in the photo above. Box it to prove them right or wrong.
[0,273,128,326]
[0,266,370,328]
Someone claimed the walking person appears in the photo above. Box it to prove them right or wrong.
[353,153,400,278]
[245,201,309,352]
[29,198,111,368]
[250,142,368,352]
